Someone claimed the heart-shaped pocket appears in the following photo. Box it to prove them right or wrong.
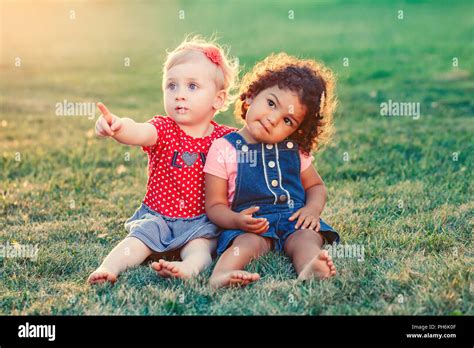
[182,152,198,166]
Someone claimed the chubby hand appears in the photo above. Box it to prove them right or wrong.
[288,206,321,231]
[95,102,123,137]
[235,206,269,234]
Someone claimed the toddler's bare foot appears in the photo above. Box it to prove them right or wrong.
[210,270,260,288]
[151,259,198,280]
[297,250,336,281]
[88,267,117,285]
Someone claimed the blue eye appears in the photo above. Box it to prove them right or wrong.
[267,99,276,108]
[284,117,293,126]
[167,83,176,90]
[189,83,198,90]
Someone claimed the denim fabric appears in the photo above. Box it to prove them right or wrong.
[126,203,219,252]
[217,132,340,254]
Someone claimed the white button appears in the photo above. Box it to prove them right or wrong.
[268,161,275,168]
[287,142,294,149]
[236,140,241,144]
[271,180,278,187]
[241,145,248,152]
[266,144,273,150]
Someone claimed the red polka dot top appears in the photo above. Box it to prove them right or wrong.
[142,116,236,218]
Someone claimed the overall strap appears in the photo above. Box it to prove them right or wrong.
[222,131,247,149]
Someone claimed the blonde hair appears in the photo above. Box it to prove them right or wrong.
[163,35,239,112]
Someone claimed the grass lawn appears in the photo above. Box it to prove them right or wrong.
[0,0,472,315]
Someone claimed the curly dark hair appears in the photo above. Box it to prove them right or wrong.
[235,53,337,154]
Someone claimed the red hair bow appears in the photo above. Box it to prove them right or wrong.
[203,47,223,66]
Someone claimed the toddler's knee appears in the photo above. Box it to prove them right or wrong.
[287,229,324,248]
[234,233,271,252]
[188,237,211,247]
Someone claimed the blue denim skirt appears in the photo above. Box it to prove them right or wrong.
[125,203,220,252]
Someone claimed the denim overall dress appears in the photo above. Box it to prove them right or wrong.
[216,132,340,254]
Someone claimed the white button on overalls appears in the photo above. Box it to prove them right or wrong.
[271,180,278,187]
[268,161,275,168]
[241,145,248,152]
[287,142,294,149]
[266,144,273,150]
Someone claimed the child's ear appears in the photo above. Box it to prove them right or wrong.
[245,97,253,105]
[213,89,227,110]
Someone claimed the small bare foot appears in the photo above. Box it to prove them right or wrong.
[151,259,198,280]
[210,270,260,288]
[297,250,336,281]
[88,267,117,285]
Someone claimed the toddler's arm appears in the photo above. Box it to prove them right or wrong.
[205,173,269,234]
[95,102,157,147]
[288,166,327,230]
[302,166,327,215]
